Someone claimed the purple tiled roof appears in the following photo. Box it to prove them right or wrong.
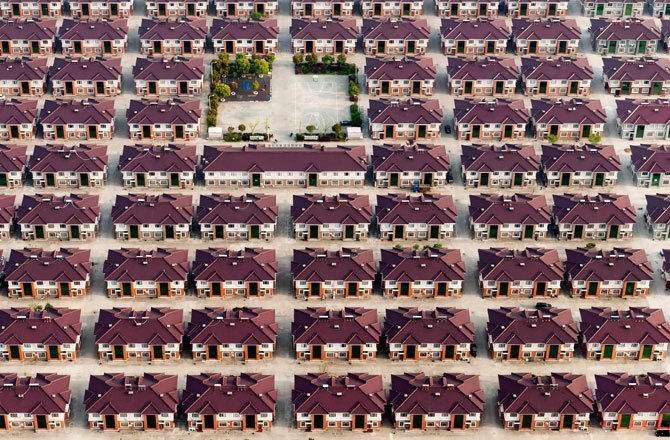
[379,247,465,282]
[363,18,430,40]
[372,144,449,173]
[290,18,358,40]
[512,18,581,40]
[541,144,620,173]
[211,18,279,40]
[646,194,670,224]
[368,98,443,124]
[192,248,278,282]
[447,57,519,81]
[183,373,277,415]
[0,145,27,173]
[292,307,381,344]
[390,373,485,415]
[291,193,372,225]
[132,57,204,81]
[59,18,128,41]
[84,373,178,415]
[0,99,38,125]
[187,307,278,345]
[111,193,193,225]
[521,56,593,81]
[590,18,660,41]
[552,193,636,225]
[0,57,47,81]
[119,144,196,173]
[126,99,201,124]
[440,18,510,40]
[202,144,367,173]
[531,98,607,124]
[0,307,81,345]
[293,373,386,415]
[603,57,670,82]
[565,247,653,282]
[197,194,278,225]
[139,18,207,40]
[596,373,670,415]
[487,307,579,345]
[29,144,108,173]
[454,99,528,125]
[498,373,594,415]
[469,193,551,225]
[384,307,475,345]
[291,248,376,282]
[103,248,189,283]
[0,194,15,225]
[478,248,564,282]
[0,374,71,415]
[94,307,184,345]
[461,144,539,173]
[376,193,456,225]
[631,144,670,173]
[17,193,100,225]
[40,99,115,125]
[5,248,91,283]
[49,57,122,82]
[365,57,436,81]
[580,307,670,345]
[617,99,670,125]
[0,19,57,41]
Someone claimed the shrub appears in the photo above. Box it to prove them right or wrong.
[223,132,242,142]
[230,81,238,90]
[44,303,54,310]
[322,54,334,66]
[432,243,443,249]
[348,80,360,97]
[585,242,597,249]
[305,125,316,133]
[252,80,260,90]
[293,54,304,64]
[332,123,342,134]
[251,58,270,75]
[227,126,235,133]
[206,112,217,127]
[250,11,265,19]
[238,124,247,132]
[213,83,231,99]
[393,244,403,249]
[588,133,602,143]
[412,243,420,250]
[545,134,559,143]
[350,104,362,127]
[265,53,276,65]
[337,54,347,65]
[305,54,318,66]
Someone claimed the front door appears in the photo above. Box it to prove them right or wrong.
[581,124,591,138]
[309,283,320,297]
[547,344,559,359]
[183,41,192,54]
[596,3,604,15]
[529,41,537,53]
[9,345,20,360]
[244,414,256,430]
[608,41,617,54]
[641,344,653,359]
[452,414,464,429]
[252,173,261,187]
[354,415,365,430]
[250,225,260,239]
[36,415,47,430]
[0,173,6,186]
[520,3,528,15]
[513,173,523,186]
[377,41,386,53]
[170,173,180,187]
[175,125,184,139]
[159,283,169,297]
[333,3,341,14]
[80,173,90,187]
[384,125,394,138]
[350,345,362,359]
[152,345,164,359]
[104,415,115,430]
[187,3,196,15]
[489,224,498,238]
[204,414,215,429]
[305,40,314,53]
[248,282,259,296]
[313,415,324,429]
[74,41,82,54]
[56,126,65,139]
[305,3,313,14]
[308,173,317,186]
[524,225,534,239]
[436,283,447,296]
[594,173,604,186]
[65,81,74,95]
[430,225,440,239]
[35,225,45,239]
[504,125,513,138]
[394,225,404,239]
[472,125,481,138]
[113,345,124,359]
[562,414,574,429]
[110,3,118,15]
[569,81,579,94]
[0,41,8,54]
[450,3,458,14]
[146,415,157,429]
[45,173,56,187]
[558,40,567,54]
[381,81,390,94]
[423,173,433,185]
[130,225,139,239]
[211,283,221,296]
[495,81,504,94]
[246,345,258,359]
[486,40,495,53]
[464,81,473,94]
[21,81,30,94]
[624,282,635,296]
[521,414,533,429]
[548,3,556,14]
[638,40,647,54]
[11,3,19,15]
[636,125,645,138]
[653,82,662,95]
[103,41,112,54]
[480,172,490,186]
[478,3,487,15]
[179,82,188,94]
[70,225,80,239]
[609,224,619,238]
[412,81,421,94]
[417,125,426,138]
[148,82,157,94]
[347,282,357,297]
[444,345,455,359]
[402,3,411,15]
[207,345,219,359]
[457,41,465,53]
[87,126,98,139]
[165,224,175,239]
[309,225,319,239]
[60,282,71,296]
[153,40,162,53]
[536,282,546,296]
[344,225,355,239]
[389,173,398,186]
[411,414,423,429]
[374,3,382,14]
[122,283,132,296]
[405,345,417,359]
[573,224,583,238]
[142,125,151,139]
[509,344,520,359]
[621,81,631,94]
[602,344,614,359]
[407,40,415,53]
[619,414,631,428]
[652,173,661,186]
[311,345,323,359]
[587,281,598,296]
[499,282,509,296]
[399,283,410,296]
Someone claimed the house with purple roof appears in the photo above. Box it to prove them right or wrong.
[590,19,660,56]
[541,144,620,187]
[553,193,636,240]
[617,99,670,140]
[291,0,354,17]
[29,144,108,188]
[0,0,63,17]
[146,0,208,17]
[292,194,371,240]
[603,58,670,96]
[0,373,71,431]
[507,0,568,17]
[447,57,518,97]
[461,144,539,188]
[17,194,100,241]
[49,58,122,97]
[0,57,47,96]
[372,144,450,188]
[127,99,201,140]
[630,144,670,186]
[361,0,423,17]
[40,99,115,140]
[440,18,509,56]
[365,57,436,96]
[469,193,551,240]
[197,194,278,240]
[112,194,193,241]
[376,193,457,240]
[0,100,37,140]
[59,19,128,57]
[0,19,57,56]
[363,19,430,56]
[119,144,196,188]
[290,18,358,54]
[369,98,442,140]
[645,194,670,239]
[521,57,593,96]
[215,0,278,17]
[436,0,499,17]
[582,0,644,18]
[531,98,606,140]
[132,57,204,96]
[0,145,26,188]
[139,18,207,56]
[211,19,279,56]
[512,19,581,55]
[454,99,529,141]
[69,0,133,18]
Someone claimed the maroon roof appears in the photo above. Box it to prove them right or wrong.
[512,18,581,40]
[447,57,519,81]
[647,194,670,224]
[0,19,57,41]
[292,307,381,345]
[486,307,579,345]
[363,18,430,41]
[0,307,81,345]
[590,18,660,41]
[454,99,529,125]
[293,373,386,415]
[40,99,115,125]
[119,144,196,173]
[369,98,443,124]
[197,194,278,225]
[531,98,607,125]
[0,145,27,173]
[580,307,670,345]
[182,373,277,415]
[478,248,564,282]
[384,307,475,345]
[565,247,653,283]
[0,57,48,81]
[603,57,670,83]
[59,18,128,41]
[202,144,367,173]
[192,248,278,283]
[132,57,204,81]
[541,144,620,173]
[111,193,193,225]
[372,144,449,173]
[440,18,510,40]
[595,373,670,415]
[498,373,594,415]
[631,144,670,173]
[211,18,279,41]
[126,99,201,125]
[103,248,189,283]
[365,57,436,81]
[461,144,539,173]
[138,18,207,40]
[379,247,465,283]
[552,193,636,225]
[94,307,184,345]
[0,374,71,416]
[29,144,108,173]
[290,18,358,40]
[17,193,100,225]
[521,56,593,81]
[469,193,551,225]
[376,193,456,225]
[187,307,278,345]
[84,373,178,415]
[390,373,485,415]
[617,99,670,125]
[49,57,122,82]
[291,193,372,225]
[0,194,15,225]
[291,248,376,282]
[5,248,91,283]
[0,99,38,125]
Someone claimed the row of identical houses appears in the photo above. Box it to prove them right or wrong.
[1,304,667,364]
[1,245,667,300]
[2,370,670,433]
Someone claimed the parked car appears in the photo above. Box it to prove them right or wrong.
[536,302,552,309]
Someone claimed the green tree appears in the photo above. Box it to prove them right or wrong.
[293,54,304,65]
[546,134,559,143]
[588,133,602,143]
[306,125,317,133]
[265,53,276,65]
[238,124,247,132]
[348,80,359,97]
[206,112,217,127]
[213,83,231,99]
[250,11,265,19]
[322,54,335,67]
[305,54,318,66]
[230,53,251,77]
[336,54,347,65]
[412,243,420,250]
[251,58,270,75]
[332,123,342,134]
[252,80,260,90]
